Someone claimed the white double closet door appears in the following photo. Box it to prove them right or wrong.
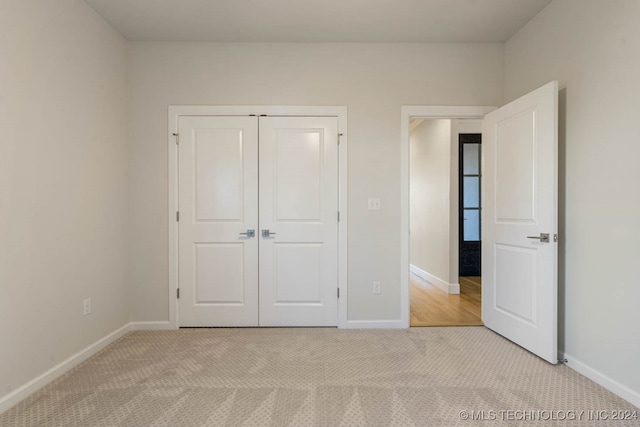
[178,115,338,327]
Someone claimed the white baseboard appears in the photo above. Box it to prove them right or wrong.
[563,352,640,408]
[345,320,405,329]
[130,321,172,331]
[410,264,459,294]
[0,323,131,414]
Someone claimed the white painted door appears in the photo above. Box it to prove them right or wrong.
[482,81,558,363]
[259,117,339,326]
[178,116,259,326]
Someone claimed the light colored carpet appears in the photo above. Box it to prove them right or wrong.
[1,327,637,426]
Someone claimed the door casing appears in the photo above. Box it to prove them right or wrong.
[168,106,348,329]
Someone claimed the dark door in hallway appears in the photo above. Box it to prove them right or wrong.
[459,134,481,276]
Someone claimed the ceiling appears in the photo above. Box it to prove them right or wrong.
[83,0,552,43]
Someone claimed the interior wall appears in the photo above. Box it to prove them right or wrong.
[0,0,130,400]
[504,0,640,403]
[128,42,504,322]
[409,119,451,284]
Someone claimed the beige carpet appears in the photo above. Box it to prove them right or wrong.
[1,327,638,426]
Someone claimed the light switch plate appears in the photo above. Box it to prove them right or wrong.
[373,281,381,294]
[368,198,381,211]
[83,298,91,316]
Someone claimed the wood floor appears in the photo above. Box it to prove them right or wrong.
[410,274,483,327]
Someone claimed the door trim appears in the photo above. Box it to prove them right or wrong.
[400,106,495,328]
[168,106,348,329]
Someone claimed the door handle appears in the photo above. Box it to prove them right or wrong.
[239,229,255,238]
[262,229,276,238]
[527,233,549,243]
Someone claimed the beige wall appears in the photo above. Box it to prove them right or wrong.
[128,42,504,322]
[410,119,451,284]
[505,0,640,402]
[0,0,130,399]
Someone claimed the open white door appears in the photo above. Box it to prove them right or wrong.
[482,81,558,364]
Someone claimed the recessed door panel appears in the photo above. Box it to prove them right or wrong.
[195,244,244,304]
[194,129,244,221]
[495,110,536,223]
[275,130,322,221]
[494,244,536,324]
[274,244,322,304]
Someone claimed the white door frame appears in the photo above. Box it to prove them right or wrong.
[168,106,348,329]
[400,106,495,328]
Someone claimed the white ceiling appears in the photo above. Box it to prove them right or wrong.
[83,0,552,43]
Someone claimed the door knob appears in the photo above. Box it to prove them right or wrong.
[239,229,255,238]
[527,233,549,243]
[262,229,276,238]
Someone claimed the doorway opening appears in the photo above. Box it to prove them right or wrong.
[408,118,482,326]
[400,106,496,328]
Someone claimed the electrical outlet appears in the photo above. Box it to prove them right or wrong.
[83,298,91,316]
[367,198,381,211]
[373,281,381,294]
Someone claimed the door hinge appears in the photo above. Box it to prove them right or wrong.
[177,288,180,299]
[337,288,340,298]
[173,133,179,145]
[176,211,180,222]
[554,234,558,243]
[337,211,340,222]
[338,133,343,145]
